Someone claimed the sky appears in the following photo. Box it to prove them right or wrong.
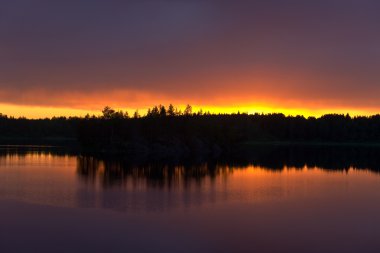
[1,0,380,118]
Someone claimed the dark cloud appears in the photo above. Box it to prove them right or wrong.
[1,0,380,108]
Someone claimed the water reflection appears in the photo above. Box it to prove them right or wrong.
[76,145,380,190]
[77,156,234,189]
[2,146,380,253]
[1,145,380,213]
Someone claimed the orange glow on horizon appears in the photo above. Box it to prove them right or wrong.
[1,102,379,119]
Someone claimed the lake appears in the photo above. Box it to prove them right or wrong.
[0,146,380,253]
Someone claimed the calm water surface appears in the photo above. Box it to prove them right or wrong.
[0,147,380,253]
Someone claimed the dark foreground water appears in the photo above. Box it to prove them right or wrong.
[1,146,380,253]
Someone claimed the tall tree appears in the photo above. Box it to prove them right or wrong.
[184,104,192,116]
[167,104,175,116]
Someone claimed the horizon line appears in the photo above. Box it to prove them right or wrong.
[1,103,380,120]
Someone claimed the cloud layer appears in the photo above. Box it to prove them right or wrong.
[1,0,380,111]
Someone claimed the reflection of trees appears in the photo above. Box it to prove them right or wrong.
[77,156,234,189]
[77,145,380,189]
[239,145,380,172]
[2,145,380,190]
[0,147,75,160]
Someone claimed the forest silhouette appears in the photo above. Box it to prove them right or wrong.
[1,104,380,156]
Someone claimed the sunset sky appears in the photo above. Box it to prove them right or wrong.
[1,0,380,118]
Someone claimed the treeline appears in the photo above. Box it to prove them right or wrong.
[2,105,380,153]
[78,105,380,155]
[0,114,79,145]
